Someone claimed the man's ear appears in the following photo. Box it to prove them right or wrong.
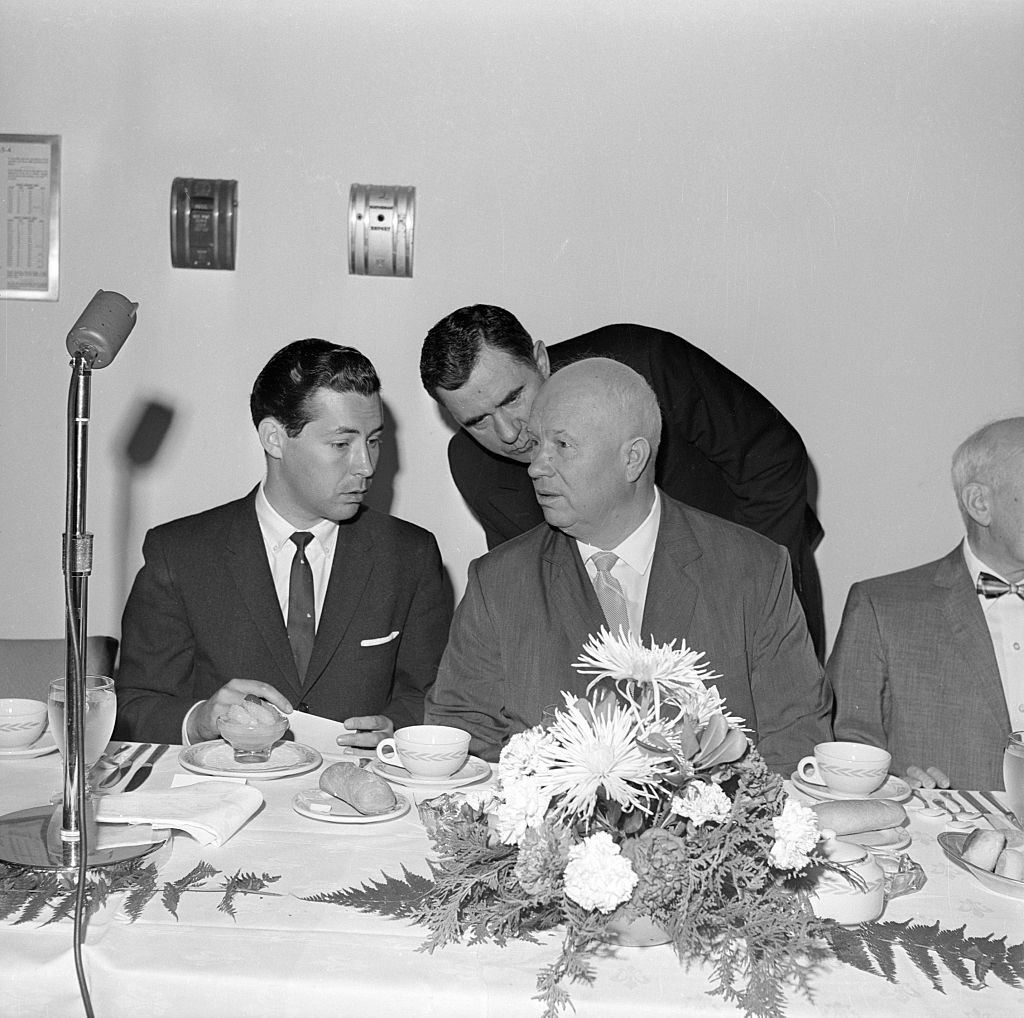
[624,437,653,482]
[258,417,287,461]
[533,340,551,379]
[961,482,992,527]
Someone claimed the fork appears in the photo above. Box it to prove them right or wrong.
[938,792,981,822]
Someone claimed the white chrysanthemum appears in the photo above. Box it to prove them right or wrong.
[498,727,555,784]
[571,628,734,721]
[769,798,822,871]
[493,774,549,845]
[460,786,500,813]
[562,832,638,913]
[532,692,665,823]
[670,780,732,826]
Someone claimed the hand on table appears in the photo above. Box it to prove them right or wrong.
[905,764,951,789]
[335,715,394,750]
[188,680,293,742]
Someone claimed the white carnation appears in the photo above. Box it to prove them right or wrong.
[769,798,821,871]
[670,780,732,826]
[493,774,549,845]
[562,832,638,913]
[498,728,555,784]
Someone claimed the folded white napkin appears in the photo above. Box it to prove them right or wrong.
[95,781,264,847]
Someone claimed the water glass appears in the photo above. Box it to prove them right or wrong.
[47,674,117,780]
[1004,731,1024,825]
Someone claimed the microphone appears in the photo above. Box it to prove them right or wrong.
[65,290,138,368]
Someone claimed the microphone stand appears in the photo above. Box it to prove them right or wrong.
[0,293,161,872]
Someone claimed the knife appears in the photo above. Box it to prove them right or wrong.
[123,744,170,792]
[974,789,1024,831]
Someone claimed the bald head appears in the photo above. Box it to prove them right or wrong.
[526,358,661,547]
[953,416,1024,580]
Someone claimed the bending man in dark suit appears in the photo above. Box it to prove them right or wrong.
[116,340,450,746]
[425,357,831,774]
[419,305,826,658]
[828,417,1024,791]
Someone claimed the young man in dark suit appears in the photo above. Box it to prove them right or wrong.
[116,340,450,746]
[419,304,825,658]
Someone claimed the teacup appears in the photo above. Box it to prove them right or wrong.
[376,725,470,778]
[797,741,891,795]
[0,698,48,749]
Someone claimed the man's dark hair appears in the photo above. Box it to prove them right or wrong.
[250,338,380,435]
[419,305,536,400]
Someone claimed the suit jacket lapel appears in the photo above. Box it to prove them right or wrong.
[642,496,700,642]
[935,547,1010,730]
[224,494,302,701]
[543,529,606,645]
[301,512,375,696]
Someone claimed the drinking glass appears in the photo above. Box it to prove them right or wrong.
[47,674,117,794]
[1004,731,1024,826]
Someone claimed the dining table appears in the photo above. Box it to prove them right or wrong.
[1,742,1022,1018]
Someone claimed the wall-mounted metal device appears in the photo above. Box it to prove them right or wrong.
[349,183,415,277]
[170,178,237,269]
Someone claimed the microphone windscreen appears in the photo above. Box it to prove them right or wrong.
[66,290,138,368]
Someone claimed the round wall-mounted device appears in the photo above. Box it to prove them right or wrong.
[349,184,415,278]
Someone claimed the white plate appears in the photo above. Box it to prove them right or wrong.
[179,740,321,779]
[292,788,411,824]
[843,828,912,854]
[790,771,912,803]
[0,731,58,758]
[938,831,1024,901]
[369,755,491,789]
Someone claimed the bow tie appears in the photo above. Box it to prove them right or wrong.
[976,571,1024,599]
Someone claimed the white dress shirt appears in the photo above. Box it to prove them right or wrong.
[182,484,339,742]
[963,537,1024,726]
[576,491,662,639]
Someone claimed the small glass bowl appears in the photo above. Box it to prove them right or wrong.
[217,714,288,763]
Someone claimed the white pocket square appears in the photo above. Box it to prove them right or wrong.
[360,630,400,647]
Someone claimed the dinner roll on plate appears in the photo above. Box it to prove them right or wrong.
[810,798,907,836]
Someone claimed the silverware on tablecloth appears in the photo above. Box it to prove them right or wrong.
[90,743,132,778]
[123,744,170,792]
[937,792,980,822]
[973,789,1024,831]
[95,743,151,790]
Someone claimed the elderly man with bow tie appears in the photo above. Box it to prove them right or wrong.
[828,417,1024,791]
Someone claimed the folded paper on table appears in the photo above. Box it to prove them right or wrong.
[286,710,350,756]
[95,781,264,847]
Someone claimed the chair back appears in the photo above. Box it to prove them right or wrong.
[0,637,119,701]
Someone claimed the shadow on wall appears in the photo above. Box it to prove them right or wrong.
[114,399,176,618]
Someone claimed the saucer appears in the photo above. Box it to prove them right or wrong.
[0,731,58,758]
[292,789,411,824]
[179,740,321,779]
[843,828,912,854]
[790,771,912,803]
[369,755,491,789]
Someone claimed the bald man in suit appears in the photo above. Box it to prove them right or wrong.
[828,417,1024,791]
[425,357,830,773]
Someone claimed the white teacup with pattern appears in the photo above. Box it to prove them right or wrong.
[376,725,470,778]
[798,741,891,795]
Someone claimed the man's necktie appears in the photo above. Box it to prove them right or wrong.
[288,532,316,683]
[590,551,630,637]
[976,571,1024,600]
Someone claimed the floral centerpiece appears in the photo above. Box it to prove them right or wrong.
[312,630,1024,1017]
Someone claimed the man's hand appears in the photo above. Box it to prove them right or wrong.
[905,764,951,789]
[335,715,394,749]
[189,680,292,743]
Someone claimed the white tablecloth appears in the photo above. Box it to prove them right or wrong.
[2,746,1021,1018]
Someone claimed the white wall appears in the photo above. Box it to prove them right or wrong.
[1,1,1022,653]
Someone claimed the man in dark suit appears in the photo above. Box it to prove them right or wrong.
[425,357,831,773]
[419,305,825,658]
[116,340,450,746]
[828,417,1024,791]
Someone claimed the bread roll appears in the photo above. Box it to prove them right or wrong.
[320,762,397,815]
[961,828,1006,872]
[810,799,907,835]
[994,846,1024,881]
